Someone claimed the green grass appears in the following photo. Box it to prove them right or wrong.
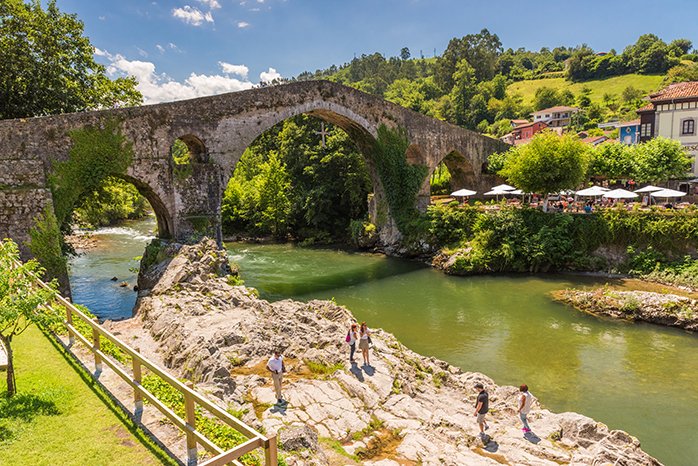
[0,325,177,466]
[508,73,665,105]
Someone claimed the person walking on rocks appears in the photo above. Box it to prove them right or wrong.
[518,384,533,433]
[266,350,286,405]
[347,323,358,363]
[473,383,489,437]
[359,322,371,367]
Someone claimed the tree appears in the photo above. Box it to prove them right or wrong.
[0,239,60,397]
[435,29,502,90]
[498,132,590,211]
[588,142,635,180]
[400,47,411,61]
[533,87,560,111]
[632,137,693,183]
[255,152,291,238]
[0,0,141,119]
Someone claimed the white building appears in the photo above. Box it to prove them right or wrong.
[531,106,579,127]
[638,81,698,175]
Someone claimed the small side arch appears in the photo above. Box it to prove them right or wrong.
[116,173,174,239]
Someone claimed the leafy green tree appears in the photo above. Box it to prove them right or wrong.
[664,63,698,84]
[587,142,635,179]
[0,0,141,119]
[255,152,291,238]
[622,34,678,74]
[0,239,60,397]
[400,47,411,61]
[449,59,477,126]
[499,132,590,211]
[74,177,149,228]
[533,87,560,110]
[435,29,502,90]
[632,137,693,183]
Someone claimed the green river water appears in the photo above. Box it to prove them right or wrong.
[69,218,698,465]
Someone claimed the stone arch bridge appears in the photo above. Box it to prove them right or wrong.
[0,80,507,258]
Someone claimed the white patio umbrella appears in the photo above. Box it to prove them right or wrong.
[575,186,610,197]
[450,189,477,197]
[508,189,524,195]
[634,185,664,194]
[484,189,510,201]
[650,188,687,199]
[491,184,516,191]
[603,189,638,199]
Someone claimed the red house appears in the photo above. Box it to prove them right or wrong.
[511,121,548,141]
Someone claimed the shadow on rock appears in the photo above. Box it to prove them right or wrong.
[350,362,364,381]
[362,364,375,377]
[524,431,541,444]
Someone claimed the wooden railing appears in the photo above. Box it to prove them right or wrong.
[26,267,277,466]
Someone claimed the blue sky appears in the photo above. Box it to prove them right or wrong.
[54,0,698,104]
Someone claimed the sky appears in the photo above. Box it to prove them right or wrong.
[53,0,698,105]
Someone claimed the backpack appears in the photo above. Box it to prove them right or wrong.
[345,330,351,343]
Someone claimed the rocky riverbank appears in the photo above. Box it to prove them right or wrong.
[553,287,698,332]
[112,238,661,465]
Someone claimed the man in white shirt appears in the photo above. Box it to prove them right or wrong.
[266,350,286,404]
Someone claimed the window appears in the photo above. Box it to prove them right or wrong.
[681,119,695,136]
[641,123,653,138]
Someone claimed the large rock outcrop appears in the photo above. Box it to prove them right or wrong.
[115,238,662,465]
[554,288,698,332]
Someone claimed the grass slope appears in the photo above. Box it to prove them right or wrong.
[0,325,176,466]
[508,73,665,105]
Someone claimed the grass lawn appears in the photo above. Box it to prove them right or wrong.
[508,73,665,105]
[0,325,177,466]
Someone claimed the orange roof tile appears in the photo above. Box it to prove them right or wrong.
[649,81,698,102]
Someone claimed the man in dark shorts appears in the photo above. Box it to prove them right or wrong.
[473,382,489,437]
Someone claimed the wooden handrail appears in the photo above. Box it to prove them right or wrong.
[16,260,277,466]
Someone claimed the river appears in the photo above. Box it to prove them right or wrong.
[69,217,698,465]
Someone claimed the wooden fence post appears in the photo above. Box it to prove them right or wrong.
[92,325,102,374]
[264,435,278,466]
[132,358,143,411]
[65,306,75,345]
[184,382,197,466]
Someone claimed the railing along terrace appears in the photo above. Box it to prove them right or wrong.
[23,263,277,466]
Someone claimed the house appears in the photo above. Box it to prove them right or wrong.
[511,119,529,127]
[501,121,549,145]
[637,81,698,175]
[617,120,640,145]
[581,135,608,146]
[531,106,579,127]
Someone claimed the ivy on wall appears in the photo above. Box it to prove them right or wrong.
[370,125,428,233]
[27,207,68,287]
[50,119,133,228]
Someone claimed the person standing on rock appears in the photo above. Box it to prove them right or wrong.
[266,350,286,405]
[359,322,371,367]
[347,323,358,363]
[518,384,533,433]
[473,383,489,437]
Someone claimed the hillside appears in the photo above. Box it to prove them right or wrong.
[508,73,665,106]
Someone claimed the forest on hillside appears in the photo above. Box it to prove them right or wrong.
[294,30,698,136]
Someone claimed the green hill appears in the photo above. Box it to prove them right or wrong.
[508,73,665,105]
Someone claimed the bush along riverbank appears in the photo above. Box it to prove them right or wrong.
[110,238,661,465]
[423,205,698,277]
[553,287,698,332]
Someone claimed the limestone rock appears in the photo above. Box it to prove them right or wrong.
[113,239,663,466]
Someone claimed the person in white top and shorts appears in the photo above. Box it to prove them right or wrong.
[518,384,534,433]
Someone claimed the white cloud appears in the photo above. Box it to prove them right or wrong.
[218,62,249,78]
[259,67,281,83]
[101,51,256,104]
[168,42,180,50]
[172,6,214,26]
[156,44,166,54]
[197,0,221,8]
[137,47,149,58]
[237,21,250,28]
[94,47,108,57]
[98,15,106,21]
